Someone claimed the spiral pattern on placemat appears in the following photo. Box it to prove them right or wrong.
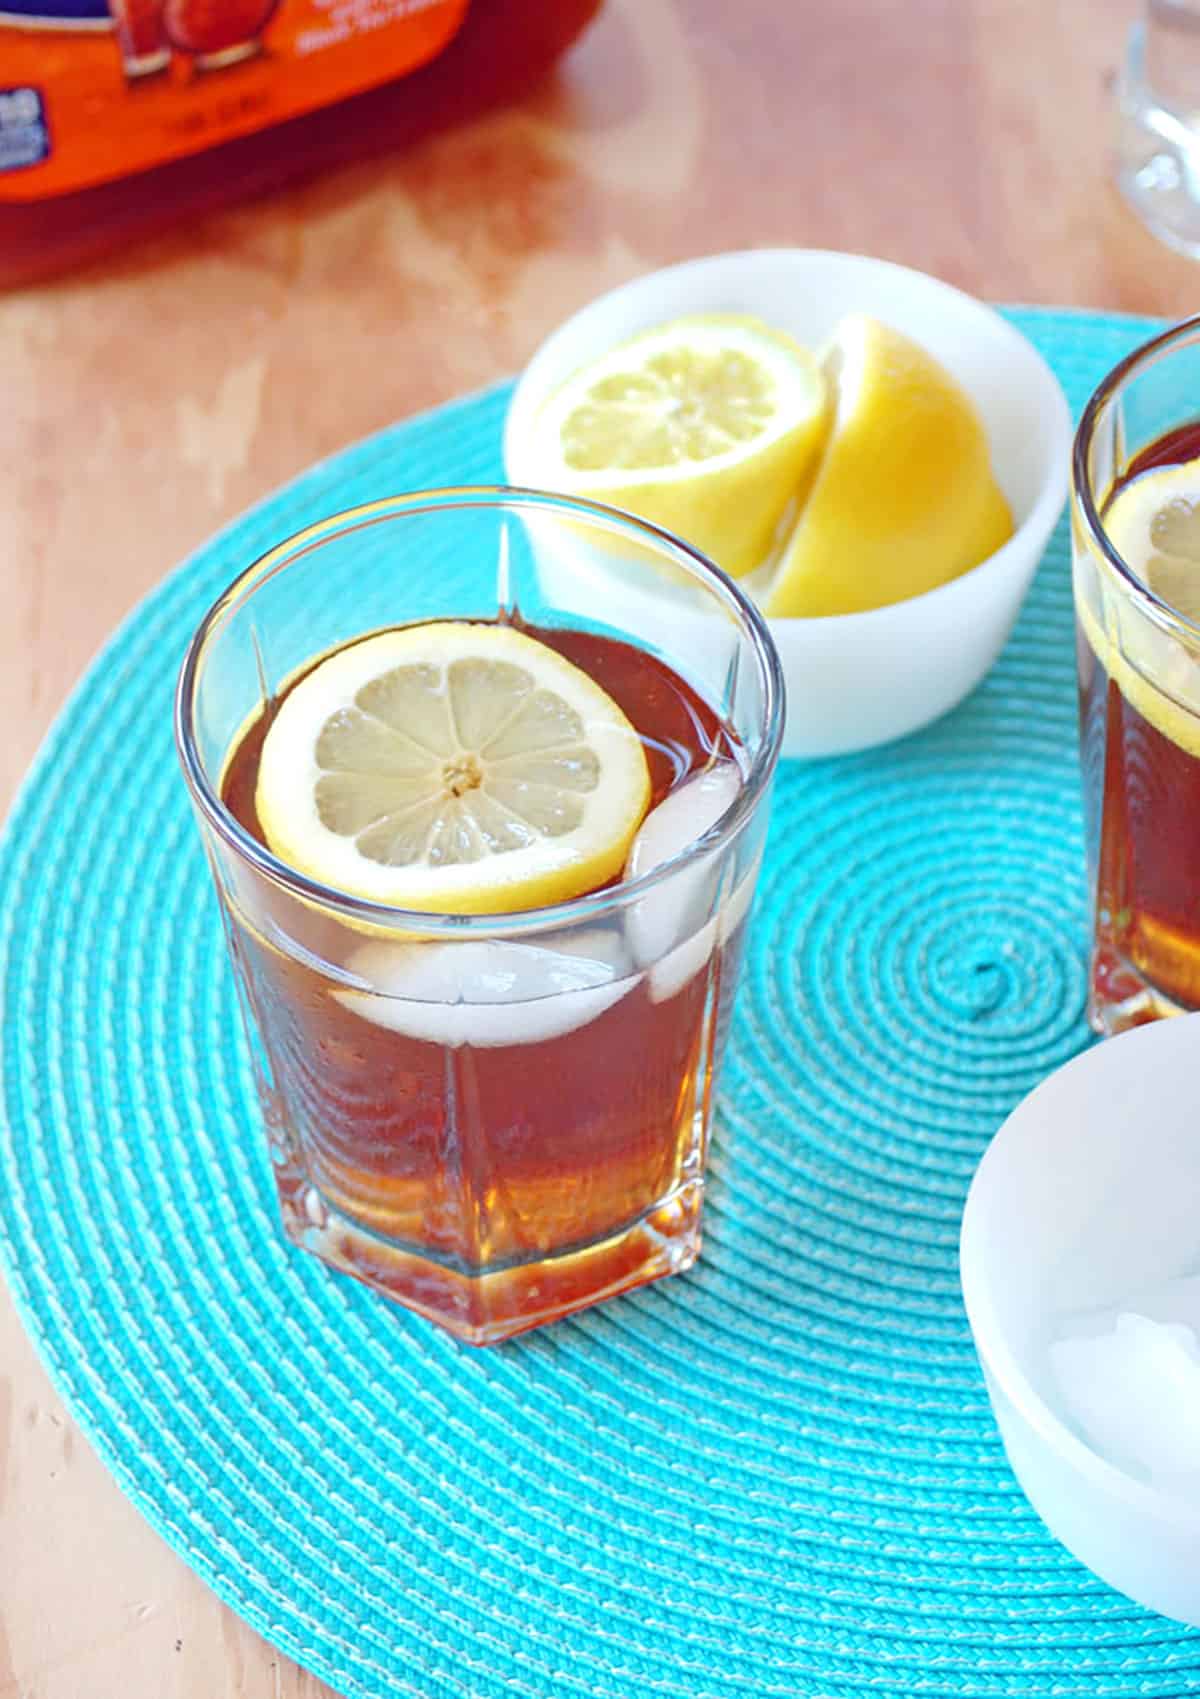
[4,312,1200,1699]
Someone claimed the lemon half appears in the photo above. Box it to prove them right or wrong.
[763,314,1013,617]
[528,314,829,578]
[255,622,651,913]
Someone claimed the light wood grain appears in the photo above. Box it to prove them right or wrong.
[2,1,1197,1692]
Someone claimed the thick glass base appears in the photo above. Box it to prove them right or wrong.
[274,1161,704,1346]
[1088,940,1190,1036]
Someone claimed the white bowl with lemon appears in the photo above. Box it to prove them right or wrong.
[503,249,1072,758]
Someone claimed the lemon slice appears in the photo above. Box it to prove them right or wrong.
[527,313,829,578]
[1102,457,1200,621]
[255,622,652,913]
[763,314,1014,617]
[1078,458,1200,758]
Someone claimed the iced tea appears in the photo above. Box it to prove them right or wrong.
[177,492,782,1344]
[222,623,750,1336]
[1074,320,1200,1032]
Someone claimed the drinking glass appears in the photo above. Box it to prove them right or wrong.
[1115,0,1200,256]
[1073,316,1200,1033]
[176,488,783,1343]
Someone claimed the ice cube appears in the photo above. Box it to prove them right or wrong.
[718,847,763,945]
[643,851,762,1002]
[1050,1310,1200,1479]
[335,930,639,1048]
[647,916,718,1004]
[625,763,742,970]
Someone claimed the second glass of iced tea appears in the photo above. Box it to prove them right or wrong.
[176,489,783,1344]
[1074,316,1200,1033]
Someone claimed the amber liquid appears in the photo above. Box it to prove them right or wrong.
[220,624,748,1343]
[1079,420,1200,1027]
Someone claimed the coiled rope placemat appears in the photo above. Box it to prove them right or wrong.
[3,309,1194,1698]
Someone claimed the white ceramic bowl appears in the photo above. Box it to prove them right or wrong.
[503,249,1072,759]
[960,1014,1200,1625]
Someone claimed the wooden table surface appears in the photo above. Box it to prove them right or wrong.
[2,1,1199,1692]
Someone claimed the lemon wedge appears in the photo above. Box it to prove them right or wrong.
[528,314,829,578]
[1102,457,1200,622]
[763,314,1013,617]
[255,622,651,913]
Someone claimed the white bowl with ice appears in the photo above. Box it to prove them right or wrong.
[504,248,1072,759]
[960,1014,1200,1624]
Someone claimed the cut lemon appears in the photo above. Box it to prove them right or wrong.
[763,314,1014,617]
[255,622,652,913]
[1079,458,1200,759]
[1102,457,1200,622]
[527,314,829,578]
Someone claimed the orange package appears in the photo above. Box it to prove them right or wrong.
[0,0,601,285]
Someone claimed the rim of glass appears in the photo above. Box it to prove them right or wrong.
[1073,311,1200,644]
[175,485,785,934]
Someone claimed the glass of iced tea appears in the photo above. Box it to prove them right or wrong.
[176,488,783,1343]
[1073,315,1200,1033]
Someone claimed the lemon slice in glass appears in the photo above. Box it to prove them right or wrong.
[255,622,652,913]
[1102,457,1200,622]
[763,314,1013,617]
[1078,459,1200,757]
[527,313,829,578]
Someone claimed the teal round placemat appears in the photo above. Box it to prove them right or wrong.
[2,307,1196,1699]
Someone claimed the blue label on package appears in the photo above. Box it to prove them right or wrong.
[0,0,107,16]
[0,87,49,173]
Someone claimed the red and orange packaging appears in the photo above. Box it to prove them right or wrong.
[0,0,600,285]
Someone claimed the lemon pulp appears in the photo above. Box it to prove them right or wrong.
[1074,456,1200,760]
[529,313,829,578]
[763,314,1013,617]
[1102,456,1200,624]
[255,622,652,913]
